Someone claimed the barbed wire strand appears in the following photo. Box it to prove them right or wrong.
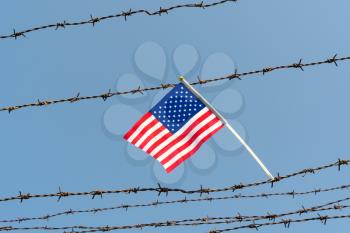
[1,183,349,224]
[1,197,350,232]
[208,214,350,233]
[1,54,348,113]
[0,159,348,204]
[66,197,350,233]
[0,0,236,40]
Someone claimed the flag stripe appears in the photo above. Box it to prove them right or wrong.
[123,112,152,140]
[150,108,210,158]
[165,123,224,173]
[139,125,166,150]
[145,131,172,154]
[135,122,163,147]
[131,118,158,145]
[160,116,220,165]
[126,114,155,143]
[157,112,217,161]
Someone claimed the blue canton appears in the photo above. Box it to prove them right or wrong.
[151,83,205,133]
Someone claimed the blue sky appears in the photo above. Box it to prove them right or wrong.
[0,0,350,232]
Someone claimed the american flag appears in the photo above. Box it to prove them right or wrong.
[124,83,224,173]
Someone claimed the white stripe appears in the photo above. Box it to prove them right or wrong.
[134,122,163,147]
[163,121,223,169]
[142,128,169,152]
[127,115,155,143]
[156,113,216,162]
[149,107,209,156]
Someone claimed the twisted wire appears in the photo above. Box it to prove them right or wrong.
[0,0,236,40]
[1,183,349,224]
[68,197,350,233]
[0,159,348,204]
[1,54,348,113]
[1,197,349,232]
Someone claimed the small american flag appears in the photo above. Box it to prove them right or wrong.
[124,83,224,173]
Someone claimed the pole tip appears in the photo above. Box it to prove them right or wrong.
[179,76,185,82]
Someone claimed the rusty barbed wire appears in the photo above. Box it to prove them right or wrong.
[208,214,350,233]
[0,0,236,40]
[1,183,349,224]
[1,54,348,113]
[67,197,350,233]
[0,159,348,204]
[1,197,349,232]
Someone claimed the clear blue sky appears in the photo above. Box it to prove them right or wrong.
[1,0,350,232]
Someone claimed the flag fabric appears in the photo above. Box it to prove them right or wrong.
[124,83,224,173]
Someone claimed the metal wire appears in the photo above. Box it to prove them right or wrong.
[208,214,350,233]
[1,54,347,113]
[66,197,350,233]
[1,184,349,224]
[0,159,348,204]
[0,0,236,40]
[1,197,350,232]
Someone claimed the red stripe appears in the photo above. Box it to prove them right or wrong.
[165,124,224,173]
[139,125,166,150]
[153,110,212,159]
[146,132,172,154]
[160,117,220,165]
[131,118,158,145]
[123,112,152,140]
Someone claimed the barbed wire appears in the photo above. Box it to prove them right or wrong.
[1,197,349,232]
[1,54,348,113]
[1,183,349,224]
[208,214,350,233]
[0,0,236,40]
[0,159,348,204]
[67,197,350,233]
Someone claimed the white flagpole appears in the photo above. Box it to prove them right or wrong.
[179,76,274,180]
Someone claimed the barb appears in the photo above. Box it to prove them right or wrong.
[0,159,348,204]
[1,183,350,224]
[0,0,236,40]
[1,55,349,113]
[2,197,350,232]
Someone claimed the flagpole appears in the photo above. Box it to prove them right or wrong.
[179,76,274,180]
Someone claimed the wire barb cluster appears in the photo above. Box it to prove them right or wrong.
[1,55,349,113]
[0,0,237,40]
[0,159,348,204]
[1,183,349,224]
